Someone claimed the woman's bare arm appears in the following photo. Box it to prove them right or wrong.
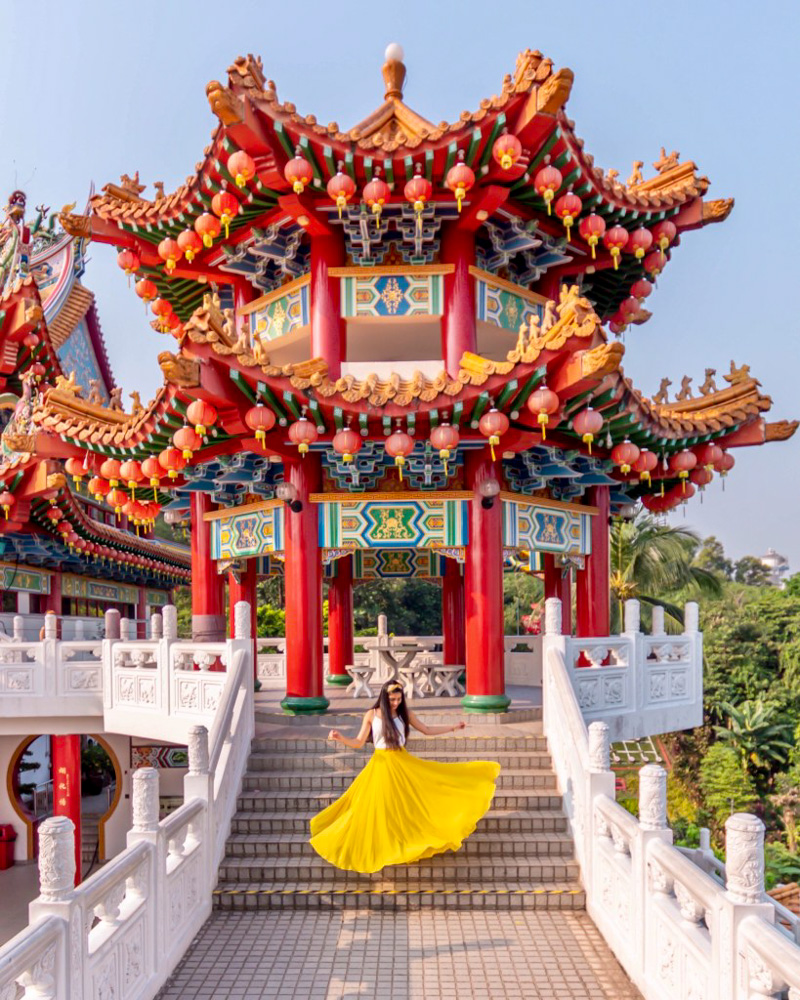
[328,709,373,749]
[407,709,466,737]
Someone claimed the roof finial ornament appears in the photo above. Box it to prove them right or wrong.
[383,43,406,101]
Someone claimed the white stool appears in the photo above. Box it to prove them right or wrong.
[430,665,465,697]
[346,664,375,698]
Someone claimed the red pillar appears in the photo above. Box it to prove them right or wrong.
[136,587,147,639]
[282,455,328,714]
[543,554,571,634]
[52,735,82,885]
[463,450,510,712]
[576,486,611,637]
[310,232,345,379]
[327,554,354,686]
[191,493,225,641]
[46,571,62,615]
[442,557,466,665]
[440,224,477,377]
[228,560,259,687]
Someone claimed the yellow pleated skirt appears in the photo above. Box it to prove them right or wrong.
[309,748,501,874]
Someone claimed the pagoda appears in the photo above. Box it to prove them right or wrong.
[35,43,795,712]
[0,191,190,626]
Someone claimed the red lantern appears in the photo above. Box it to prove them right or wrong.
[88,476,109,501]
[135,278,157,310]
[284,149,314,195]
[534,163,563,215]
[385,428,414,481]
[626,226,653,261]
[141,457,162,500]
[714,450,735,475]
[632,448,658,485]
[642,493,669,514]
[0,491,14,520]
[492,129,522,171]
[430,423,460,475]
[65,457,86,487]
[120,460,143,501]
[117,248,140,279]
[362,168,391,223]
[158,447,187,480]
[579,213,606,259]
[327,163,356,219]
[620,295,641,319]
[526,384,559,440]
[194,212,221,248]
[245,404,276,448]
[572,407,603,454]
[690,467,713,489]
[211,191,239,238]
[631,278,652,301]
[696,442,723,471]
[604,226,629,270]
[177,228,203,264]
[173,425,201,460]
[652,219,677,252]
[554,192,582,241]
[478,407,509,461]
[228,150,256,188]
[446,150,475,213]
[288,416,318,456]
[46,507,63,523]
[333,427,362,464]
[30,362,46,382]
[151,298,173,334]
[404,164,432,231]
[22,331,40,349]
[157,237,182,274]
[643,250,667,278]
[669,449,697,493]
[107,488,128,515]
[186,400,217,437]
[611,439,640,475]
[100,458,122,487]
[57,520,71,535]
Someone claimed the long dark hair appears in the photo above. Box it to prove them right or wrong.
[367,681,409,750]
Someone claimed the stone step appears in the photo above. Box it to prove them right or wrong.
[212,882,584,912]
[216,855,580,884]
[246,749,553,772]
[251,734,548,753]
[230,808,569,836]
[224,831,575,860]
[236,788,563,813]
[255,707,542,727]
[241,767,557,793]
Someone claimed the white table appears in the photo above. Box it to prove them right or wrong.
[377,645,423,681]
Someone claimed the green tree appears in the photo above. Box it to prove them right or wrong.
[693,536,733,580]
[699,743,758,826]
[714,699,794,776]
[770,769,800,853]
[764,841,800,891]
[353,579,441,636]
[609,515,722,629]
[503,572,544,634]
[734,556,771,587]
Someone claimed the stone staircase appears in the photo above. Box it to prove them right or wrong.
[213,728,585,911]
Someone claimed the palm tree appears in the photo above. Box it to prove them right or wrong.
[714,699,795,774]
[610,515,722,630]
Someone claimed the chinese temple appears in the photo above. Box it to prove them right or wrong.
[0,191,189,628]
[30,42,794,713]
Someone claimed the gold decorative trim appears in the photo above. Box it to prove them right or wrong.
[203,497,283,522]
[328,265,455,278]
[536,67,574,115]
[764,419,799,442]
[500,491,599,516]
[238,274,311,316]
[702,198,735,224]
[310,491,473,504]
[468,267,549,306]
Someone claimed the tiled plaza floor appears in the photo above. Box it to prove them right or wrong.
[157,910,642,999]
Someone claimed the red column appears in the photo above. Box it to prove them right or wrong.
[52,735,82,885]
[228,560,259,687]
[327,554,354,685]
[543,554,571,634]
[440,224,477,377]
[310,232,345,379]
[136,587,147,639]
[442,557,466,665]
[191,493,225,641]
[576,486,611,637]
[282,455,328,714]
[46,571,62,615]
[463,450,510,712]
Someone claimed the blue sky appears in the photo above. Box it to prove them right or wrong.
[3,1,798,569]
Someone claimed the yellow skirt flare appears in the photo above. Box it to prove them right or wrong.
[309,748,501,874]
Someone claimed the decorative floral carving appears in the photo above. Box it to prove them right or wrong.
[38,816,75,899]
[577,679,600,709]
[725,813,765,904]
[639,764,667,830]
[649,672,667,701]
[94,881,126,925]
[648,860,673,895]
[746,950,786,996]
[658,938,676,989]
[187,725,210,776]
[178,682,199,710]
[132,767,159,832]
[603,676,624,705]
[670,673,688,698]
[674,880,706,925]
[588,721,610,773]
[544,597,562,635]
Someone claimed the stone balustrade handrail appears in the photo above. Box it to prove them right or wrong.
[0,915,65,998]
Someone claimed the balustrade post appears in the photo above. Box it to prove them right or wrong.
[651,605,665,637]
[102,609,121,710]
[150,613,163,640]
[120,617,135,641]
[683,601,703,728]
[159,604,178,715]
[584,722,615,909]
[622,598,644,719]
[162,604,178,641]
[634,764,672,981]
[12,614,24,641]
[105,608,120,640]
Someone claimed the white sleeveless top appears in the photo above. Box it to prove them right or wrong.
[372,713,406,749]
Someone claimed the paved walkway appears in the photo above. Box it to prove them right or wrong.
[157,910,642,999]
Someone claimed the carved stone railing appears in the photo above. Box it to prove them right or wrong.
[542,596,800,1000]
[0,604,254,999]
[553,598,703,740]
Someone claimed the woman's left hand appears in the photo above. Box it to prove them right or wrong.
[454,721,466,731]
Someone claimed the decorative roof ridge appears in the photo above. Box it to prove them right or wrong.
[654,378,769,417]
[764,419,799,442]
[83,296,117,393]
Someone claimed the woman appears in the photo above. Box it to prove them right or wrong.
[309,681,501,874]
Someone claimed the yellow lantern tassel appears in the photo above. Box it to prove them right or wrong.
[489,435,499,461]
[538,413,548,440]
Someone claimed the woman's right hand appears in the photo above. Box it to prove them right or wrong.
[328,729,342,743]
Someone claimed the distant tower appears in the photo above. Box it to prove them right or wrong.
[759,549,790,588]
